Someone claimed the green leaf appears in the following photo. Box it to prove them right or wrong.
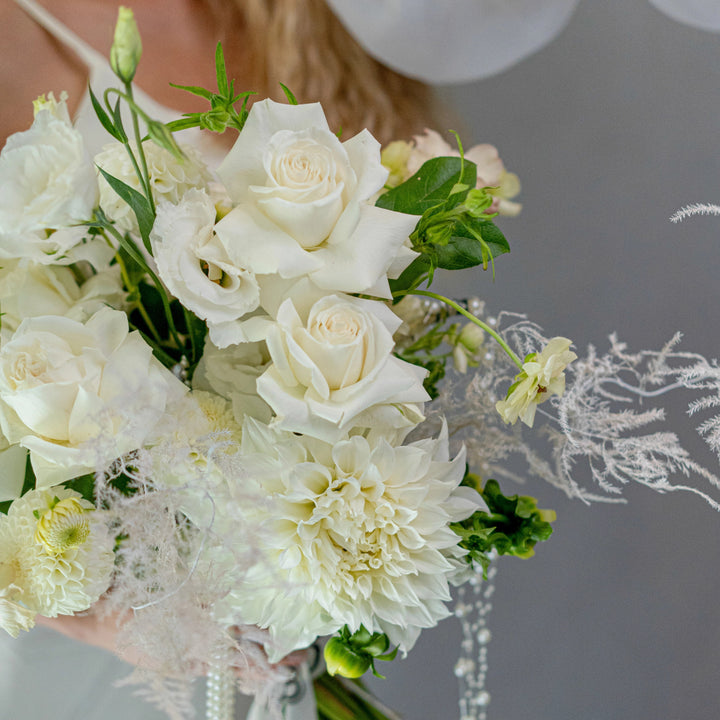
[89,85,126,142]
[65,474,96,504]
[97,167,155,253]
[168,82,215,100]
[389,255,432,299]
[215,42,230,95]
[433,221,509,271]
[376,157,477,215]
[111,97,128,143]
[279,83,299,105]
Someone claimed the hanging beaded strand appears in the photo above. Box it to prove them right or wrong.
[455,561,496,720]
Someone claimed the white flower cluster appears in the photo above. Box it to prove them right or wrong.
[0,92,484,677]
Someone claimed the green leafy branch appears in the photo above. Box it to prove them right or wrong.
[166,43,254,134]
[380,156,510,298]
[452,474,556,577]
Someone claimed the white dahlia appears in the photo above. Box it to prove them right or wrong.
[218,419,485,661]
[0,487,114,618]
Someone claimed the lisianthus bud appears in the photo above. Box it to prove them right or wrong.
[324,637,371,678]
[110,7,142,83]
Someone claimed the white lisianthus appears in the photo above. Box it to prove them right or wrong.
[496,337,577,428]
[0,260,126,341]
[257,292,429,442]
[0,487,114,620]
[193,337,273,424]
[95,139,211,235]
[0,307,186,487]
[151,189,261,347]
[215,99,417,298]
[0,93,97,238]
[406,129,522,216]
[216,420,485,661]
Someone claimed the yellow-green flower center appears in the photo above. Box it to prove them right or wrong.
[34,498,91,555]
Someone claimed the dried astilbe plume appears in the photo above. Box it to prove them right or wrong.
[85,401,290,718]
[426,308,720,509]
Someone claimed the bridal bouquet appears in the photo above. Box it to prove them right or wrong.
[2,8,720,720]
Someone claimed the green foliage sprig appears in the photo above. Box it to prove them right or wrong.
[452,474,556,576]
[380,156,510,298]
[166,44,254,135]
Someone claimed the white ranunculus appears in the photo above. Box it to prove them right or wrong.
[257,293,429,442]
[0,307,186,487]
[215,99,417,298]
[151,189,260,347]
[0,93,97,238]
[0,260,126,342]
[214,420,485,661]
[95,139,212,236]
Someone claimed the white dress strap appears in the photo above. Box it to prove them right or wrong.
[13,0,108,71]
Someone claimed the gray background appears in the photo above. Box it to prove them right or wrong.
[369,1,720,719]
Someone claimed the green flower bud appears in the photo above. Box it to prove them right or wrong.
[324,637,371,678]
[200,109,232,133]
[110,7,142,83]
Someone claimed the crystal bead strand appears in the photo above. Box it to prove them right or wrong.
[206,652,235,720]
[455,561,496,720]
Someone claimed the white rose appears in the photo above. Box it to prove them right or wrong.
[257,293,429,442]
[0,93,97,236]
[150,189,260,348]
[0,307,186,487]
[0,260,126,341]
[215,99,417,298]
[95,139,212,236]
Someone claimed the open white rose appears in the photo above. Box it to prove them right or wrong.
[0,307,186,487]
[215,99,417,298]
[257,293,429,442]
[151,189,260,347]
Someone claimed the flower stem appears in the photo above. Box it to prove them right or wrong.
[124,82,156,215]
[403,289,523,369]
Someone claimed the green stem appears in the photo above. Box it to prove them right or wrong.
[400,289,523,369]
[124,82,156,215]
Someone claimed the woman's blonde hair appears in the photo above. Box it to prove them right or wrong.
[204,0,436,144]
